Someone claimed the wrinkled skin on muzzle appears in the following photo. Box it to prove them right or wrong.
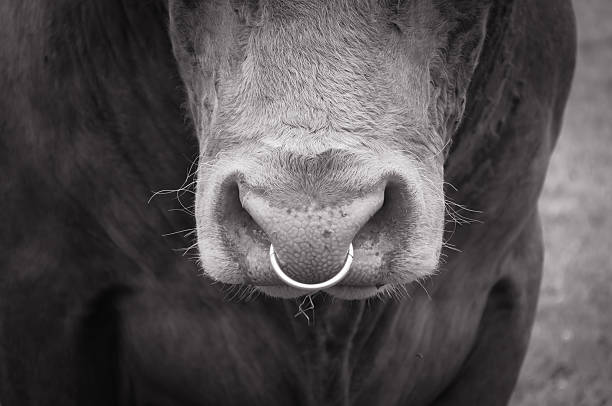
[168,0,489,299]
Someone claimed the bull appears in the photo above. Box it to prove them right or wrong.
[0,0,575,405]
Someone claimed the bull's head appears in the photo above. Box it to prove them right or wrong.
[167,0,490,299]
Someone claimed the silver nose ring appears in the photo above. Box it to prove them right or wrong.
[269,243,353,291]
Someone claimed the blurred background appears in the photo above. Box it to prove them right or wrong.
[510,1,612,405]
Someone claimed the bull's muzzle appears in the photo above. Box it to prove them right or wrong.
[198,150,444,296]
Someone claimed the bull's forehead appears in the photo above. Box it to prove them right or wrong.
[213,0,443,146]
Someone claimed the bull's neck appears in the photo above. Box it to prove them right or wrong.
[444,0,517,200]
[272,296,399,405]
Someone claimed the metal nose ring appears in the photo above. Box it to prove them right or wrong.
[269,243,353,291]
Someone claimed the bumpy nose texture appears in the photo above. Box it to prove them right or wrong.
[239,185,384,284]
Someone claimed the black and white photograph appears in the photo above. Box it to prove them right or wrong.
[0,0,609,405]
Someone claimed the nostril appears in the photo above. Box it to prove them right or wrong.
[216,180,269,253]
[353,180,412,249]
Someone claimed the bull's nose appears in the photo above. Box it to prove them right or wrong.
[238,183,384,286]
